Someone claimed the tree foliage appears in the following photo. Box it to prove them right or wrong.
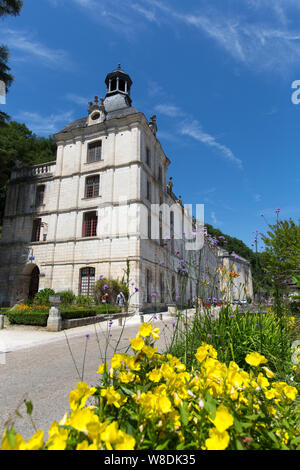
[0,0,23,125]
[205,223,272,296]
[0,0,23,17]
[260,219,300,290]
[0,120,57,223]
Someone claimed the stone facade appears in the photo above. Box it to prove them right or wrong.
[0,66,253,310]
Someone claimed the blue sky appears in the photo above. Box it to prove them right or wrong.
[1,0,300,249]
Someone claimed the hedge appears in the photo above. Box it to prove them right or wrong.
[7,307,122,326]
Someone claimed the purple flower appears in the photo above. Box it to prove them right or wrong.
[172,321,176,327]
[103,284,108,290]
[275,208,281,214]
[99,275,105,280]
[131,282,135,286]
[230,315,235,318]
[153,315,157,320]
[135,287,140,292]
[208,334,212,338]
[85,334,90,339]
[175,295,181,300]
[159,261,165,265]
[151,293,157,298]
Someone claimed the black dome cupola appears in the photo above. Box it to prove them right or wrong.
[104,64,133,104]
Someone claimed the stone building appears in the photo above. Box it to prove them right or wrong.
[0,65,253,309]
[0,66,199,311]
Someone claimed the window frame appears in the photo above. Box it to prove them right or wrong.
[80,267,95,296]
[87,140,102,163]
[83,211,98,237]
[85,175,100,198]
[31,218,42,242]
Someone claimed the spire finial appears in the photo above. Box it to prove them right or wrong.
[118,63,121,70]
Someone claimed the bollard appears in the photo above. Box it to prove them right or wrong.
[0,315,4,329]
[118,317,123,327]
[159,313,163,320]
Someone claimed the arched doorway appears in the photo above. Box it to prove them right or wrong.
[28,266,40,300]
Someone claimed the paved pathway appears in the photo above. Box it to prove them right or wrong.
[0,313,189,441]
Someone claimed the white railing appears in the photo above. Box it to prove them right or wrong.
[11,161,56,180]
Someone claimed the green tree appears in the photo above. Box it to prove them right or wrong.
[0,0,23,16]
[0,121,57,224]
[0,0,23,125]
[260,219,300,290]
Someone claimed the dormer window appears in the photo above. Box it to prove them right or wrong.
[87,141,102,163]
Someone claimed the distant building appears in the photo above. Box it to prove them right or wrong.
[0,65,253,309]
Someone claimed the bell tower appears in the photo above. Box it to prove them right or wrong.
[103,64,133,112]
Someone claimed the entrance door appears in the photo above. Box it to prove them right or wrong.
[28,266,40,300]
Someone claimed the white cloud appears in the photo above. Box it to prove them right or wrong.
[66,93,89,106]
[0,28,69,68]
[16,110,74,135]
[154,104,183,117]
[180,119,243,169]
[211,211,222,227]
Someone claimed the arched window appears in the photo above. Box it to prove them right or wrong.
[80,267,95,296]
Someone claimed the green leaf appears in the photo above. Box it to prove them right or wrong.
[25,400,33,416]
[179,401,189,426]
[204,394,217,420]
[156,440,170,450]
[119,385,135,397]
[6,428,17,448]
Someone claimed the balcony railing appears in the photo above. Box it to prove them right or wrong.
[10,161,56,181]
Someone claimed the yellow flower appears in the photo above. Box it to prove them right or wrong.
[111,354,125,369]
[76,440,98,450]
[129,336,145,351]
[245,352,268,367]
[1,431,26,450]
[262,366,275,378]
[283,385,298,401]
[97,362,108,374]
[19,430,44,450]
[69,382,97,411]
[195,343,218,363]
[101,386,127,408]
[151,327,160,340]
[100,422,135,450]
[142,344,157,359]
[264,388,279,400]
[138,322,152,337]
[67,408,100,434]
[157,395,172,414]
[148,368,162,383]
[46,423,69,450]
[125,356,141,371]
[257,372,270,390]
[205,428,230,450]
[119,371,135,384]
[211,405,234,433]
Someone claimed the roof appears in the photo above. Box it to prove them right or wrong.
[58,106,139,134]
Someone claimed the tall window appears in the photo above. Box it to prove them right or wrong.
[87,141,102,163]
[159,211,163,246]
[160,273,165,303]
[148,210,151,240]
[83,211,98,237]
[158,166,162,184]
[31,218,42,242]
[147,181,151,201]
[170,211,175,254]
[80,267,95,296]
[85,175,100,198]
[171,275,176,302]
[146,269,151,303]
[146,147,151,167]
[35,185,45,207]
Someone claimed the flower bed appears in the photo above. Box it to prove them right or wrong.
[2,323,299,450]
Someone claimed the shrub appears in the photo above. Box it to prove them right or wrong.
[7,311,48,327]
[2,323,299,450]
[32,289,55,306]
[290,301,300,315]
[56,290,76,306]
[76,295,93,307]
[94,278,129,305]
